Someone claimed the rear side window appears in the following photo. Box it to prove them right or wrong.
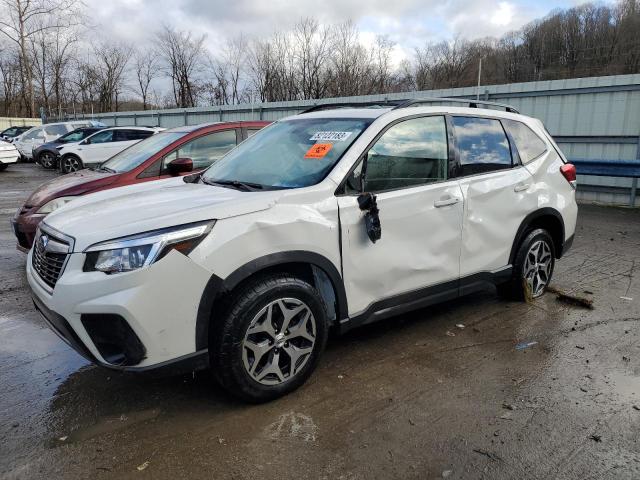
[114,129,154,141]
[502,119,547,164]
[364,116,448,192]
[453,117,512,176]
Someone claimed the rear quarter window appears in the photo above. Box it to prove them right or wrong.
[502,119,547,164]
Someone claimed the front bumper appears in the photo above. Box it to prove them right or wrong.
[12,207,45,252]
[27,246,213,372]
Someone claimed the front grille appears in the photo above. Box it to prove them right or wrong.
[32,231,69,289]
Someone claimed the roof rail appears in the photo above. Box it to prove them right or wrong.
[393,97,519,114]
[300,100,408,114]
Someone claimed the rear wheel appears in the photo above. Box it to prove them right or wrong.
[60,155,83,173]
[39,151,56,169]
[0,162,7,171]
[210,274,329,402]
[498,228,555,300]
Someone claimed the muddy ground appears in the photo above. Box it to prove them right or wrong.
[1,163,639,479]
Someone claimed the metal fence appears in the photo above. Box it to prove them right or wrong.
[50,74,640,206]
[0,117,41,129]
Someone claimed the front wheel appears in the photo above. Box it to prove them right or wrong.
[498,228,555,300]
[60,155,83,173]
[39,151,56,169]
[210,274,329,402]
[0,162,7,171]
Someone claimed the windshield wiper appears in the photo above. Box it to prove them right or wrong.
[99,166,116,173]
[201,178,264,191]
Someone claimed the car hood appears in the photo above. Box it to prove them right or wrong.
[25,169,119,207]
[44,177,284,251]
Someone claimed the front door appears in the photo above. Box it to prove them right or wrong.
[338,115,463,317]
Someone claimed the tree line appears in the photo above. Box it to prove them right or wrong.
[0,0,638,119]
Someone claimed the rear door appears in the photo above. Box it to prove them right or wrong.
[452,115,537,280]
[337,115,464,317]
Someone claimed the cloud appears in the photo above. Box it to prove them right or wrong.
[84,0,577,57]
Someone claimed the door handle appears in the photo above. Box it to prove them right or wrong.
[514,183,530,192]
[434,197,461,208]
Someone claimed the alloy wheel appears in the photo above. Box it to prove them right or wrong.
[523,239,552,297]
[242,297,316,386]
[64,156,81,173]
[41,152,54,168]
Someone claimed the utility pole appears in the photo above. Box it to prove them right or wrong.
[476,58,482,101]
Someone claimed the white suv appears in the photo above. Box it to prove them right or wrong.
[58,126,163,173]
[27,100,578,401]
[14,121,102,161]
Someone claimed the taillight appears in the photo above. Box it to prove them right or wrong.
[560,163,577,188]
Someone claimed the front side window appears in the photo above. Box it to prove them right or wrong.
[162,129,237,172]
[363,116,448,192]
[201,118,371,189]
[87,130,114,144]
[453,116,513,176]
[502,119,547,164]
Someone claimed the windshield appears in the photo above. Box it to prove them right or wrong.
[201,118,371,189]
[58,128,97,143]
[100,131,185,173]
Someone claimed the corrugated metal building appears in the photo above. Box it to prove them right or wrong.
[56,74,640,206]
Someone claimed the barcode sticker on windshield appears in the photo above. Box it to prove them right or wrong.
[310,131,353,142]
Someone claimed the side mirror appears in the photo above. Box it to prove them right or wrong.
[357,192,382,243]
[168,157,193,176]
[81,138,89,145]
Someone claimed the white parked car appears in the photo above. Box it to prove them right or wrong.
[58,126,163,173]
[0,140,20,170]
[28,100,578,402]
[14,121,103,161]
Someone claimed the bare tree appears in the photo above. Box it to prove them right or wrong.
[0,0,81,116]
[292,18,331,99]
[93,42,131,112]
[133,50,159,110]
[155,25,205,108]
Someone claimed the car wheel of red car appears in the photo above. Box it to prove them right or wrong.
[61,155,83,173]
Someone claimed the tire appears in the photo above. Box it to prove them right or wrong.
[39,151,56,169]
[210,274,329,402]
[0,162,7,171]
[60,154,83,173]
[497,228,555,301]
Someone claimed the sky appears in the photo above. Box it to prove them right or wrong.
[85,0,596,64]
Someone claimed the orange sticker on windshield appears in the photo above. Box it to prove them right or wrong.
[304,143,332,159]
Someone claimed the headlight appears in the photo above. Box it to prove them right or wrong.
[83,220,214,274]
[36,196,77,214]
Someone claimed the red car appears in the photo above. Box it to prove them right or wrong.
[11,121,269,251]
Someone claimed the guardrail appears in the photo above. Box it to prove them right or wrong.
[571,159,640,207]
